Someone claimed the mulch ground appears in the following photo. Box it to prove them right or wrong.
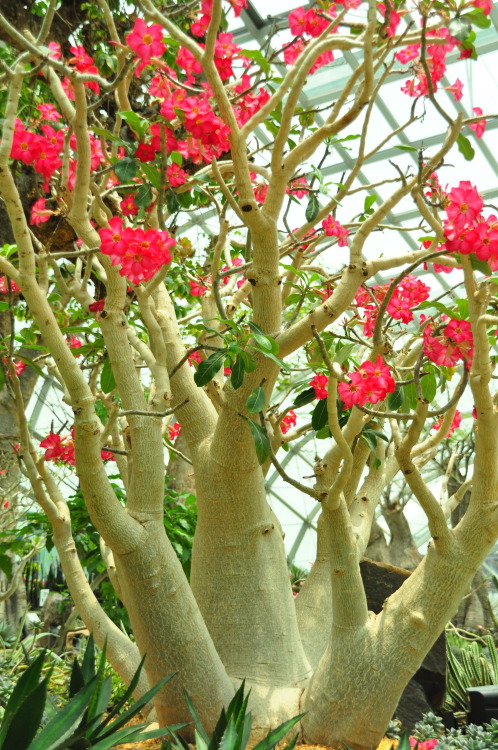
[117,719,399,750]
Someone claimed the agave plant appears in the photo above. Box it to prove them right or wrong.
[0,634,185,749]
[163,679,303,750]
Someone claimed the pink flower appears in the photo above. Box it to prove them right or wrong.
[66,335,82,357]
[395,44,420,64]
[469,107,486,139]
[310,373,328,400]
[446,181,483,230]
[0,276,20,294]
[168,422,181,441]
[188,350,202,366]
[30,198,56,226]
[189,279,207,297]
[445,78,464,101]
[322,215,349,246]
[473,0,492,14]
[280,410,297,434]
[433,410,462,437]
[166,162,188,187]
[120,194,139,216]
[135,142,156,162]
[126,18,165,63]
[36,103,62,121]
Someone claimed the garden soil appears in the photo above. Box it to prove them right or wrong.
[118,718,399,750]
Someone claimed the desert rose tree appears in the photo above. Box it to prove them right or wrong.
[0,0,497,747]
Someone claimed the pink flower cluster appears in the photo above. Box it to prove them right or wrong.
[10,119,62,186]
[423,318,474,368]
[310,357,395,409]
[40,429,115,465]
[338,357,396,409]
[443,181,498,269]
[355,276,430,336]
[397,28,468,100]
[10,115,106,192]
[233,76,271,126]
[190,0,248,38]
[432,410,462,438]
[284,6,335,73]
[322,215,349,246]
[98,218,175,284]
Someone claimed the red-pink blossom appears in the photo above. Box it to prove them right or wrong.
[280,410,297,434]
[168,422,181,441]
[166,162,188,187]
[310,373,328,400]
[432,410,462,438]
[126,18,165,63]
[469,107,486,139]
[322,215,349,246]
[0,276,20,294]
[120,194,139,217]
[445,78,464,101]
[189,279,207,297]
[135,142,156,162]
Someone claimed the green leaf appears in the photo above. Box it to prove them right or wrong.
[193,351,226,387]
[246,387,265,414]
[449,16,472,41]
[3,677,48,750]
[464,9,491,28]
[0,554,13,579]
[470,256,492,275]
[305,194,319,223]
[394,144,418,152]
[140,162,161,190]
[0,652,46,746]
[402,382,417,412]
[91,127,125,144]
[420,371,437,403]
[387,385,403,411]
[119,110,146,137]
[170,151,183,166]
[311,399,328,431]
[98,673,177,741]
[113,157,137,182]
[240,48,270,74]
[166,189,180,214]
[455,298,469,319]
[247,420,270,465]
[219,717,237,750]
[293,387,316,408]
[457,133,475,161]
[27,677,98,750]
[239,351,258,373]
[252,714,305,750]
[100,359,116,394]
[230,355,245,390]
[135,182,153,209]
[363,194,377,212]
[397,734,412,750]
[252,334,278,354]
[183,691,209,746]
[334,343,355,365]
